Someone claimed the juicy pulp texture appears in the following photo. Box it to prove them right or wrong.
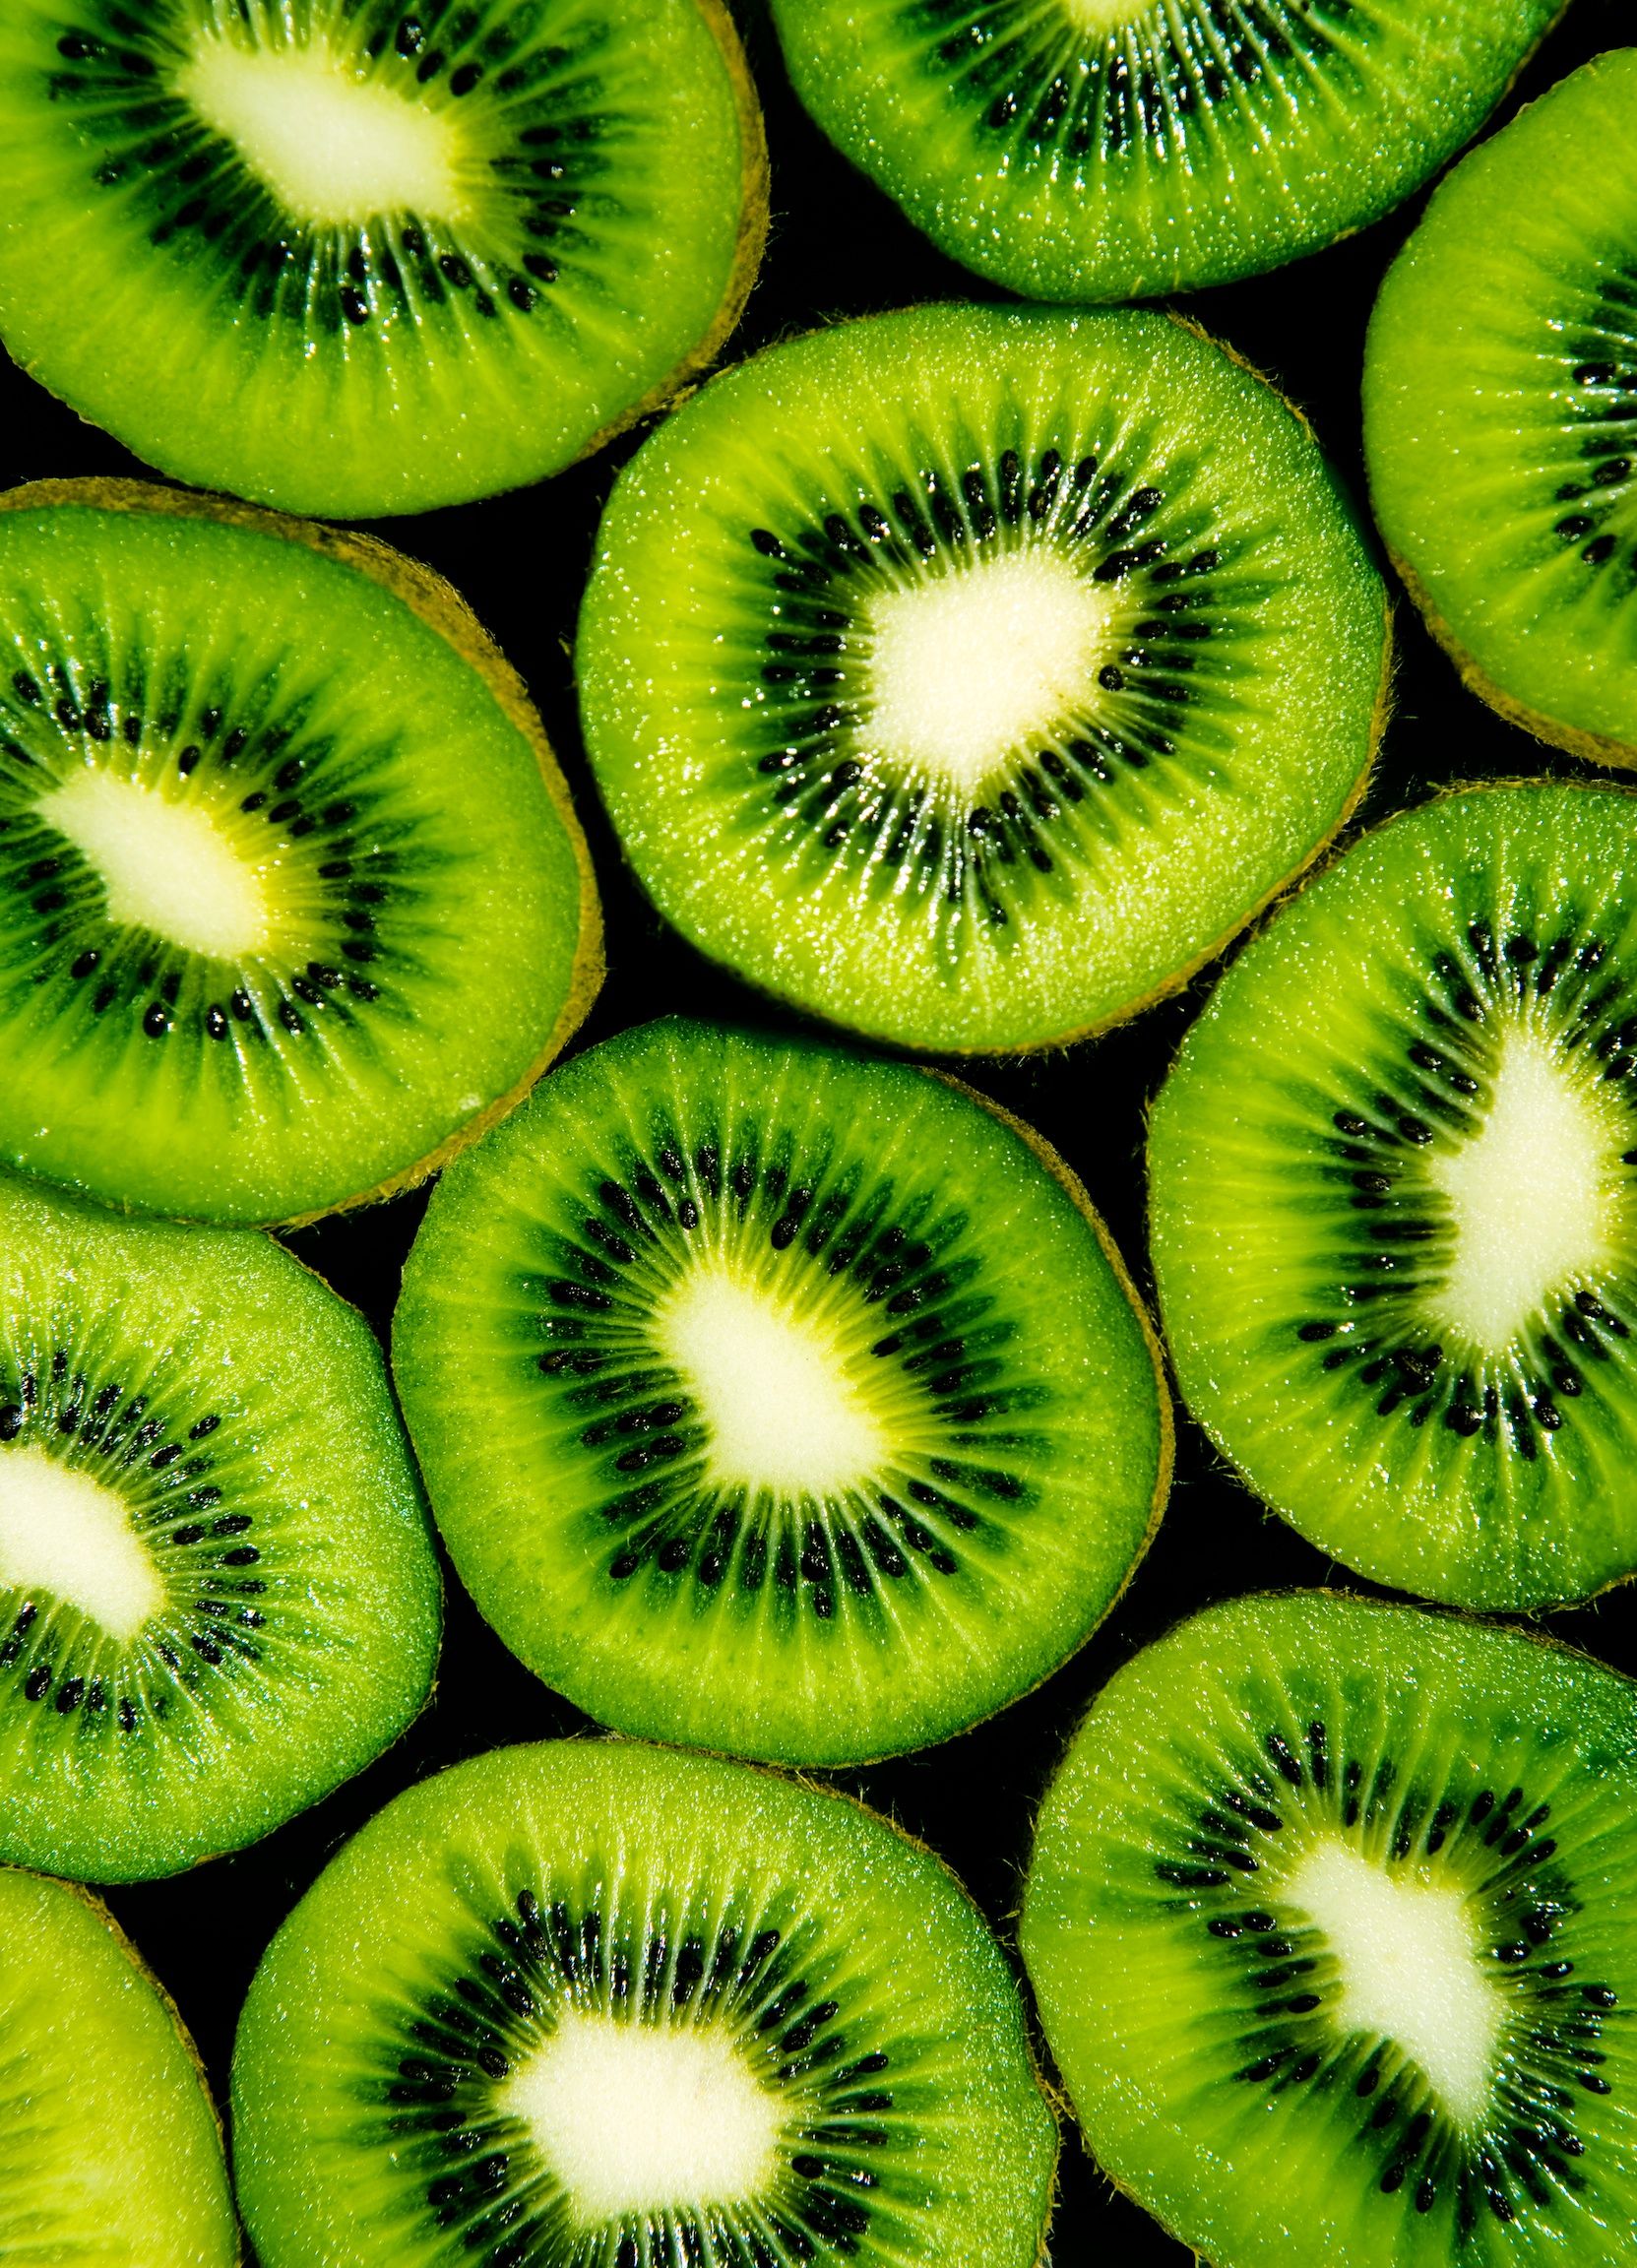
[392,1017,1169,1762]
[1149,781,1637,1612]
[0,485,598,1226]
[0,1868,237,2265]
[578,303,1387,1054]
[769,0,1561,302]
[1021,1591,1637,2268]
[1365,49,1637,763]
[0,0,765,516]
[231,1739,1058,2268]
[0,1170,441,1882]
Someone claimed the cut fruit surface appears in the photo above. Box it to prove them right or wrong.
[767,0,1561,303]
[0,1169,440,1882]
[578,303,1387,1054]
[1149,781,1637,1612]
[1364,49,1637,765]
[1021,1591,1637,2268]
[0,481,598,1227]
[231,1738,1058,2268]
[0,0,766,517]
[392,1017,1169,1762]
[0,1866,237,2264]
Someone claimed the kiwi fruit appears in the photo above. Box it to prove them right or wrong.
[0,0,767,519]
[0,1863,238,2262]
[0,478,599,1228]
[1364,49,1637,767]
[1021,1589,1637,2267]
[392,1015,1171,1764]
[578,302,1388,1055]
[0,1166,440,1882]
[765,0,1562,305]
[1147,779,1637,1614]
[231,1736,1058,2267]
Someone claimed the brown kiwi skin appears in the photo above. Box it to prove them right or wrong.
[1022,1581,1634,2268]
[1141,774,1637,1620]
[0,475,604,1231]
[582,308,1393,1061]
[1386,543,1637,770]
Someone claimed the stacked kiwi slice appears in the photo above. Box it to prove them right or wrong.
[0,0,767,516]
[0,480,598,1226]
[0,1864,237,2263]
[233,1737,1058,2268]
[1023,1592,1637,2266]
[1365,49,1637,765]
[767,0,1563,302]
[580,301,1388,1054]
[0,1167,441,1881]
[393,1017,1170,1762]
[1150,781,1637,1612]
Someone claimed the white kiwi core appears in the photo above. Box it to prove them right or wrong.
[1422,1026,1625,1353]
[865,549,1115,793]
[180,32,470,227]
[504,2008,786,2220]
[37,766,273,962]
[659,1262,890,1496]
[0,1445,165,1645]
[1285,1838,1502,2125]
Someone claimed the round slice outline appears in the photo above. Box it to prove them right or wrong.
[0,0,770,518]
[1020,1587,1637,2268]
[391,1014,1172,1765]
[0,475,602,1227]
[1364,47,1637,769]
[0,1862,239,2265]
[231,1735,1060,2268]
[0,1167,442,1882]
[578,300,1390,1056]
[1148,775,1637,1612]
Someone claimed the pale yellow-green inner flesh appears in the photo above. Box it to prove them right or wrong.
[503,2007,786,2220]
[1284,1837,1503,2126]
[1420,1024,1627,1354]
[179,29,474,225]
[0,1443,165,1644]
[38,764,275,960]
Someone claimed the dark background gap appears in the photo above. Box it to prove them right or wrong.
[2,1,1634,2255]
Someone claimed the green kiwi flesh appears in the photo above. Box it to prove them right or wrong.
[0,0,767,518]
[0,1167,440,1882]
[1149,780,1637,1613]
[1364,49,1637,765]
[0,481,598,1227]
[0,1865,237,2262]
[767,0,1562,304]
[1022,1591,1637,2264]
[392,1016,1169,1764]
[231,1737,1058,2267]
[578,302,1387,1055]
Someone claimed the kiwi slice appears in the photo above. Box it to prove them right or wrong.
[578,302,1388,1055]
[0,0,766,519]
[0,479,598,1227]
[1147,778,1637,1614]
[765,0,1561,304]
[393,1016,1170,1763]
[1021,1590,1637,2267]
[1364,50,1637,767]
[0,1864,237,2262]
[0,1167,440,1882]
[233,1736,1057,2268]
